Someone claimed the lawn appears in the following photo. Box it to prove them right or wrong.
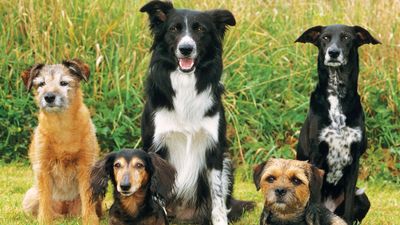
[0,163,399,225]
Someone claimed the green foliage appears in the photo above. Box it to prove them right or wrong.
[0,0,399,182]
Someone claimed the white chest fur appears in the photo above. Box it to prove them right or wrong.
[319,70,362,185]
[153,69,220,202]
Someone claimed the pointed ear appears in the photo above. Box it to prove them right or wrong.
[309,165,324,204]
[62,58,90,82]
[140,0,173,35]
[21,64,44,91]
[353,26,381,47]
[90,152,116,202]
[149,152,176,199]
[206,9,236,39]
[253,161,267,191]
[295,26,324,45]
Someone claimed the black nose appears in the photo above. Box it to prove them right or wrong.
[179,44,193,56]
[275,188,287,197]
[44,93,56,103]
[328,49,340,58]
[120,183,131,191]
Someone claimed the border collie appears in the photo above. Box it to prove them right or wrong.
[140,1,253,224]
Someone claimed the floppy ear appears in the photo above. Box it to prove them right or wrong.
[253,161,267,191]
[21,64,44,91]
[206,9,236,39]
[62,58,90,82]
[353,26,381,47]
[308,165,325,204]
[295,26,324,46]
[140,0,173,35]
[90,152,116,202]
[149,152,176,199]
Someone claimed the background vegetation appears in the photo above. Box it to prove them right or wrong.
[1,0,398,180]
[0,0,399,224]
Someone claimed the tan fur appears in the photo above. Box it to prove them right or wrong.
[259,159,318,221]
[21,61,101,225]
[120,190,147,218]
[113,157,149,196]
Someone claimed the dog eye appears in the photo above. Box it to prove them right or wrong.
[135,163,144,169]
[114,162,121,168]
[266,176,275,183]
[342,35,350,40]
[38,81,45,87]
[322,36,330,41]
[60,81,69,86]
[193,24,205,32]
[169,24,180,32]
[291,177,302,185]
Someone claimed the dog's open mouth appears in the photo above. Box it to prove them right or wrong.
[178,58,196,72]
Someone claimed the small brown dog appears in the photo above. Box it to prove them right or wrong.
[90,149,176,225]
[253,159,347,225]
[21,59,101,225]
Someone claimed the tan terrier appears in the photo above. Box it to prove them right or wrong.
[253,159,347,225]
[21,59,101,225]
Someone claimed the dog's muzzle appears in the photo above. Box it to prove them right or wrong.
[176,35,197,72]
[40,92,66,112]
[324,46,346,67]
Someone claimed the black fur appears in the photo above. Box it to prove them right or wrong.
[90,149,176,225]
[295,24,379,224]
[140,1,253,223]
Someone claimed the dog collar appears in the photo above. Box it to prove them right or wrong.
[152,194,168,224]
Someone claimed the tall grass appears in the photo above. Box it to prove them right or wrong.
[0,0,399,181]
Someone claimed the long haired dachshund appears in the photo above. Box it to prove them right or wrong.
[90,149,176,225]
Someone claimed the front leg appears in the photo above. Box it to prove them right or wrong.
[37,168,54,225]
[208,157,231,225]
[343,151,359,224]
[78,162,100,225]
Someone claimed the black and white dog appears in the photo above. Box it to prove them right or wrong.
[140,1,253,224]
[295,25,380,224]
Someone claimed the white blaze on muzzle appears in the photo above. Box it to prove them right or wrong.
[324,44,347,67]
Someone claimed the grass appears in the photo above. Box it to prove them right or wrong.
[0,0,399,223]
[1,163,399,225]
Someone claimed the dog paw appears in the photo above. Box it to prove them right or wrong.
[212,207,228,225]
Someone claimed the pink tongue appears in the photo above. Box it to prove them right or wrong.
[179,58,194,70]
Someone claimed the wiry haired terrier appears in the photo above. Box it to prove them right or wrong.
[253,159,347,225]
[21,59,101,225]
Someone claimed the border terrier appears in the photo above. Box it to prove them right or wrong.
[253,159,347,225]
[21,59,101,224]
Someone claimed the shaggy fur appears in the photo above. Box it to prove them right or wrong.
[21,59,101,225]
[253,159,347,225]
[295,25,379,224]
[90,149,176,225]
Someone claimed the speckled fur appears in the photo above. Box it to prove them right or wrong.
[320,68,362,185]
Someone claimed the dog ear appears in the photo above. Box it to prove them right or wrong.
[90,152,116,202]
[62,58,90,82]
[206,9,236,39]
[21,64,44,91]
[353,26,381,47]
[140,0,173,35]
[295,26,324,45]
[149,152,176,199]
[253,161,267,191]
[309,165,324,204]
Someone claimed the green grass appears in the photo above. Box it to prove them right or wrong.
[1,163,399,225]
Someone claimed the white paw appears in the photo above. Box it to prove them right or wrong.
[212,207,228,225]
